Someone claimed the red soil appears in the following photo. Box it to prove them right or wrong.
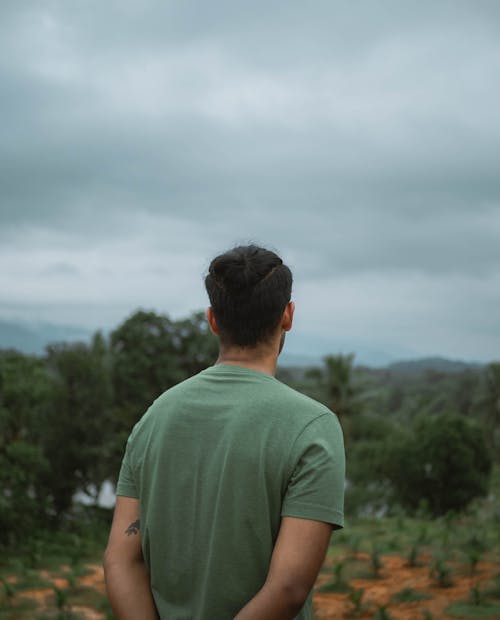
[313,553,499,620]
[11,554,500,619]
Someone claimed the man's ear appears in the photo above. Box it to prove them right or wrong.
[206,307,219,335]
[282,301,295,332]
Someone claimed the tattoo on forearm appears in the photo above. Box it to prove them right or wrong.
[125,519,140,536]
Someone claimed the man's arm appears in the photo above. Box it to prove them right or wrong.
[233,516,333,620]
[103,496,159,620]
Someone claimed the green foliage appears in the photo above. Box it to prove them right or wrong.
[0,576,15,606]
[0,352,52,544]
[41,336,115,515]
[110,310,217,428]
[52,585,69,610]
[108,309,217,478]
[392,587,431,602]
[373,604,392,620]
[484,573,500,599]
[445,600,500,618]
[347,587,367,616]
[323,353,356,417]
[0,309,218,545]
[370,545,383,578]
[430,553,453,588]
[298,353,372,447]
[476,363,500,454]
[318,559,350,592]
[1,303,499,565]
[348,533,362,557]
[407,543,420,567]
[469,586,484,606]
[385,414,492,516]
[110,310,185,424]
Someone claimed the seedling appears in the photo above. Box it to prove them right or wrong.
[417,523,428,545]
[373,604,392,620]
[484,573,500,598]
[0,576,15,606]
[66,568,78,589]
[465,548,481,575]
[469,585,483,606]
[347,587,367,616]
[407,543,420,567]
[392,587,431,603]
[27,539,44,568]
[349,533,361,557]
[333,559,345,584]
[430,556,453,588]
[370,546,383,578]
[318,559,349,593]
[52,584,73,619]
[463,534,486,575]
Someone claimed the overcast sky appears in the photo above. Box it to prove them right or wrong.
[1,1,499,364]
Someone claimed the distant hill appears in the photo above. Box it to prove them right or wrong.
[0,319,93,355]
[0,319,490,373]
[387,356,484,375]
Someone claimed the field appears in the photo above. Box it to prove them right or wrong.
[1,503,499,620]
[313,510,500,620]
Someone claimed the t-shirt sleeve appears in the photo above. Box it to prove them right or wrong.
[115,437,139,499]
[281,412,345,529]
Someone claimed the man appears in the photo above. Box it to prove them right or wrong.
[104,245,345,620]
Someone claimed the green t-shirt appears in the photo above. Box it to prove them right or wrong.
[116,363,345,620]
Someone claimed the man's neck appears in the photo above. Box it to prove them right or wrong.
[215,345,279,376]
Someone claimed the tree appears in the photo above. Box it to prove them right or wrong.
[323,353,357,416]
[173,311,219,378]
[0,351,52,543]
[385,414,492,516]
[109,310,218,481]
[41,335,114,516]
[110,310,185,431]
[476,362,500,454]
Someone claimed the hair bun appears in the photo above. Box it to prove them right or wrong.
[210,246,281,293]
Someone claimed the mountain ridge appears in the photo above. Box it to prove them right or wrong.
[0,318,490,370]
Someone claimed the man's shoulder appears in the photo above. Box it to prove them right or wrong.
[133,367,335,435]
[274,379,332,416]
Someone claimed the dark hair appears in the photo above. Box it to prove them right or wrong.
[205,245,293,347]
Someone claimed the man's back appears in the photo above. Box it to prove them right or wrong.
[116,363,345,620]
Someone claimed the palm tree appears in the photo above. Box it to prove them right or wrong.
[477,362,500,452]
[323,353,356,419]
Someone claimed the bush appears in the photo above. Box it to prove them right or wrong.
[385,414,492,516]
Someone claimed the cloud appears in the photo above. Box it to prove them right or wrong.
[1,1,500,361]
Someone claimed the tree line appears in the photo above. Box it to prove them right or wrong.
[0,310,218,546]
[283,354,499,517]
[1,310,498,548]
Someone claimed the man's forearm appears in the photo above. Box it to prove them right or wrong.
[233,581,307,620]
[104,558,159,620]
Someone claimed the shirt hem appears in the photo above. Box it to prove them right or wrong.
[281,503,344,529]
[115,484,139,499]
